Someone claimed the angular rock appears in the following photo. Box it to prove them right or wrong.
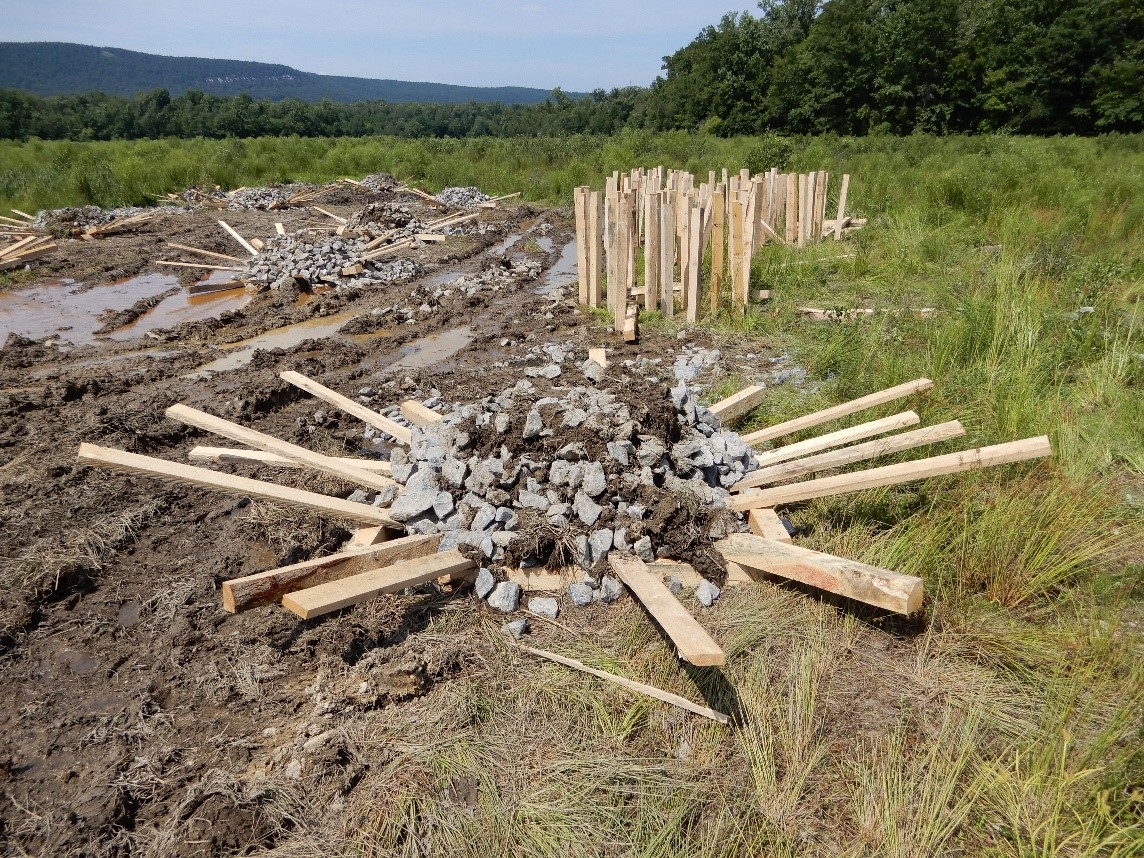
[527,596,559,620]
[695,579,721,607]
[522,409,543,440]
[573,492,603,526]
[475,567,496,599]
[582,462,607,498]
[501,618,529,640]
[568,582,593,607]
[596,575,623,603]
[488,581,521,613]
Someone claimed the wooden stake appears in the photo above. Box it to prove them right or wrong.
[574,187,590,304]
[785,173,798,244]
[834,174,851,241]
[643,191,659,312]
[156,261,244,272]
[685,202,701,322]
[797,174,809,249]
[217,220,258,256]
[588,190,603,307]
[731,199,746,312]
[166,242,245,263]
[279,371,412,444]
[659,194,674,318]
[710,189,725,314]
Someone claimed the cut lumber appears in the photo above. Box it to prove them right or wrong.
[312,206,348,224]
[279,371,412,444]
[223,534,440,612]
[708,385,766,423]
[217,220,259,256]
[748,508,792,543]
[346,526,397,548]
[166,242,245,263]
[608,554,725,667]
[588,347,607,368]
[282,550,475,618]
[187,445,392,474]
[414,233,446,243]
[750,411,921,470]
[623,302,639,343]
[519,646,730,725]
[156,261,245,272]
[400,400,442,427]
[715,533,923,614]
[11,209,35,221]
[741,378,934,445]
[737,420,966,489]
[165,403,396,492]
[76,443,397,526]
[275,222,286,235]
[731,436,1052,511]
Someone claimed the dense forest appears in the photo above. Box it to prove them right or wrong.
[1,0,1140,141]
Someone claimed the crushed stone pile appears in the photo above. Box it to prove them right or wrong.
[224,185,306,210]
[435,187,490,208]
[32,205,189,231]
[243,232,420,291]
[361,173,399,194]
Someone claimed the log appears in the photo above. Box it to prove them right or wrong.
[608,554,725,666]
[741,378,934,445]
[519,646,730,725]
[715,533,923,615]
[731,436,1052,511]
[187,445,392,474]
[222,534,440,612]
[748,508,791,543]
[282,550,475,618]
[76,443,397,526]
[708,385,766,423]
[400,400,442,427]
[217,220,258,256]
[749,411,921,470]
[279,371,412,444]
[737,421,966,489]
[165,404,396,491]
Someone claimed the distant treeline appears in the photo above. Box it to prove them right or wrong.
[1,0,1139,142]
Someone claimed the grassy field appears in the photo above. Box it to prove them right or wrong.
[3,133,1142,854]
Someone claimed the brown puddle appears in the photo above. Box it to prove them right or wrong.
[382,326,474,372]
[116,287,251,336]
[537,240,578,295]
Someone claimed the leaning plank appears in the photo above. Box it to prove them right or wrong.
[731,436,1052,511]
[223,534,440,612]
[217,220,259,256]
[741,378,934,445]
[609,554,726,667]
[166,242,246,263]
[11,208,35,221]
[279,371,412,444]
[748,508,792,543]
[166,403,396,492]
[76,443,397,526]
[282,550,475,618]
[715,533,923,614]
[708,385,766,422]
[748,411,921,471]
[188,445,392,474]
[520,646,730,725]
[400,400,442,427]
[737,420,967,489]
[312,206,348,224]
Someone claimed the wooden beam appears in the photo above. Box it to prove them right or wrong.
[414,234,447,243]
[748,508,791,543]
[574,187,590,304]
[76,443,397,526]
[282,550,475,618]
[710,188,725,314]
[520,646,730,725]
[166,242,246,263]
[715,533,923,615]
[588,190,603,308]
[731,436,1052,511]
[608,554,725,667]
[166,403,396,492]
[750,411,921,470]
[217,220,259,256]
[736,420,967,488]
[279,371,412,444]
[223,534,440,612]
[400,400,442,427]
[11,208,35,221]
[708,385,766,423]
[833,174,851,241]
[741,378,934,445]
[156,260,245,272]
[312,206,348,224]
[187,445,392,474]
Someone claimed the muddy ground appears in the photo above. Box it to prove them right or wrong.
[0,193,760,855]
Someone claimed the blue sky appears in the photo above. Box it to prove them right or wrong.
[5,1,756,91]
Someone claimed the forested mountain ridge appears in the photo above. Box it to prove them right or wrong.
[0,42,567,105]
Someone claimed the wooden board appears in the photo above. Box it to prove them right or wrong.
[166,242,245,263]
[188,445,392,474]
[217,220,258,256]
[748,508,792,543]
[741,378,934,445]
[282,550,475,618]
[223,534,440,612]
[588,348,607,368]
[76,443,397,526]
[166,403,396,491]
[737,420,967,488]
[279,371,413,444]
[588,190,603,307]
[708,385,766,423]
[833,174,851,241]
[749,411,920,470]
[731,436,1052,511]
[609,554,726,667]
[400,400,442,427]
[710,189,725,314]
[156,261,245,272]
[715,533,923,614]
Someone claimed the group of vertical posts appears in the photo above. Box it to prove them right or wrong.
[574,167,851,333]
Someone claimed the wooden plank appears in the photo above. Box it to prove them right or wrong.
[275,222,286,236]
[750,411,922,469]
[710,188,725,314]
[520,646,730,725]
[715,533,923,614]
[708,385,766,423]
[400,400,442,427]
[279,371,412,444]
[685,203,701,322]
[588,347,607,368]
[76,443,397,526]
[741,378,934,445]
[730,199,746,312]
[312,206,348,224]
[223,534,441,612]
[217,220,259,256]
[588,190,603,308]
[11,209,35,221]
[188,445,392,474]
[574,187,590,304]
[659,193,674,318]
[730,436,1052,511]
[166,242,245,263]
[282,550,475,618]
[156,261,245,272]
[609,554,726,667]
[798,174,809,249]
[748,509,792,543]
[166,403,396,491]
[737,420,967,488]
[813,171,828,240]
[643,190,659,312]
[834,174,851,241]
[785,173,798,244]
[414,233,447,243]
[623,302,639,343]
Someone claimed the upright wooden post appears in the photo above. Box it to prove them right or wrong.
[678,194,691,316]
[785,173,798,244]
[813,172,828,240]
[833,174,850,241]
[659,193,674,318]
[644,191,659,311]
[731,198,746,312]
[710,188,725,315]
[797,173,809,248]
[686,200,701,322]
[588,190,602,306]
[574,187,590,304]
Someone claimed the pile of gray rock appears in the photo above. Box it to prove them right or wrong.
[360,173,398,194]
[224,185,306,211]
[435,187,490,208]
[31,204,189,230]
[241,232,420,290]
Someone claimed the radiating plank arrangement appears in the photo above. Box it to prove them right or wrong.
[0,210,56,270]
[573,166,859,334]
